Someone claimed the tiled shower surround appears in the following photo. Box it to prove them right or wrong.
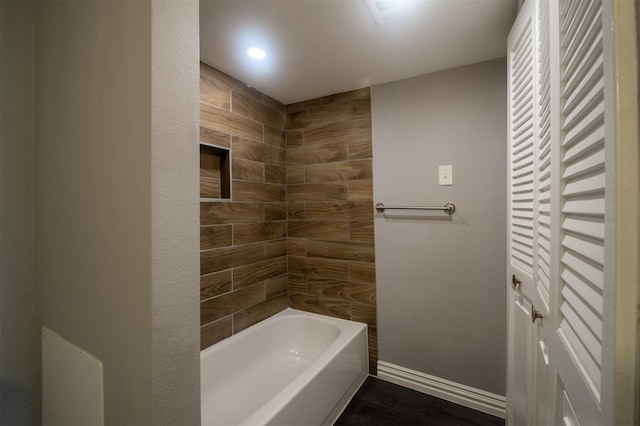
[199,63,288,348]
[285,90,377,373]
[199,62,377,373]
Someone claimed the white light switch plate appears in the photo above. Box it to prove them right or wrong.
[439,165,453,185]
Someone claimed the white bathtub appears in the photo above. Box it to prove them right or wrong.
[201,308,368,426]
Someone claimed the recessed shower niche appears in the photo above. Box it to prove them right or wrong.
[199,142,231,200]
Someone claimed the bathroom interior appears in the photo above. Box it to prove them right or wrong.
[1,0,638,424]
[197,0,512,423]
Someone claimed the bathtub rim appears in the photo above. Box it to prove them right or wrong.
[200,307,366,358]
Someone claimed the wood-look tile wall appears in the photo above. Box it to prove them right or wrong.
[200,63,288,349]
[285,88,377,374]
[199,63,377,374]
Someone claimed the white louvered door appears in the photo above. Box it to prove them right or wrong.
[552,0,614,424]
[507,0,555,423]
[506,1,540,423]
[532,0,554,423]
[507,0,617,424]
[508,0,537,305]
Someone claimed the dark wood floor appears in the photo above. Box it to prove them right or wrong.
[335,377,505,426]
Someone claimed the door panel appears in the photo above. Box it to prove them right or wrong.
[532,1,555,423]
[508,0,537,304]
[507,0,616,424]
[535,0,553,315]
[507,2,539,424]
[535,325,550,425]
[554,0,610,423]
[510,294,532,426]
[560,389,579,426]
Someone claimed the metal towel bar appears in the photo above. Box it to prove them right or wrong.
[375,202,456,215]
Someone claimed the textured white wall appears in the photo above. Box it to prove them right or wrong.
[151,0,200,424]
[372,58,508,396]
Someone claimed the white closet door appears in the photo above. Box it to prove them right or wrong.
[507,1,538,423]
[508,0,618,424]
[532,0,555,423]
[508,0,537,303]
[535,0,553,314]
[552,0,614,423]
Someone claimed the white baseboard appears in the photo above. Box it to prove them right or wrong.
[377,361,506,419]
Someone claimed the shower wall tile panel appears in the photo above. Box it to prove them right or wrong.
[200,63,288,349]
[285,89,377,374]
[200,270,232,300]
[200,225,232,250]
[200,127,231,148]
[265,165,286,184]
[200,316,232,350]
[232,181,286,202]
[264,203,286,221]
[348,262,376,283]
[232,158,264,182]
[199,63,377,374]
[287,182,349,201]
[201,202,263,224]
[200,103,264,142]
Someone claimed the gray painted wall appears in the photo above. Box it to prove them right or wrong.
[0,0,199,422]
[35,3,155,421]
[372,58,508,396]
[0,2,36,424]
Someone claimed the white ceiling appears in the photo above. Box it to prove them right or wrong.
[200,0,518,105]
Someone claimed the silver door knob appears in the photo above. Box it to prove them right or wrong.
[511,274,521,289]
[531,305,543,323]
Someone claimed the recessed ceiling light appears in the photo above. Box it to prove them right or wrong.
[247,47,266,60]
